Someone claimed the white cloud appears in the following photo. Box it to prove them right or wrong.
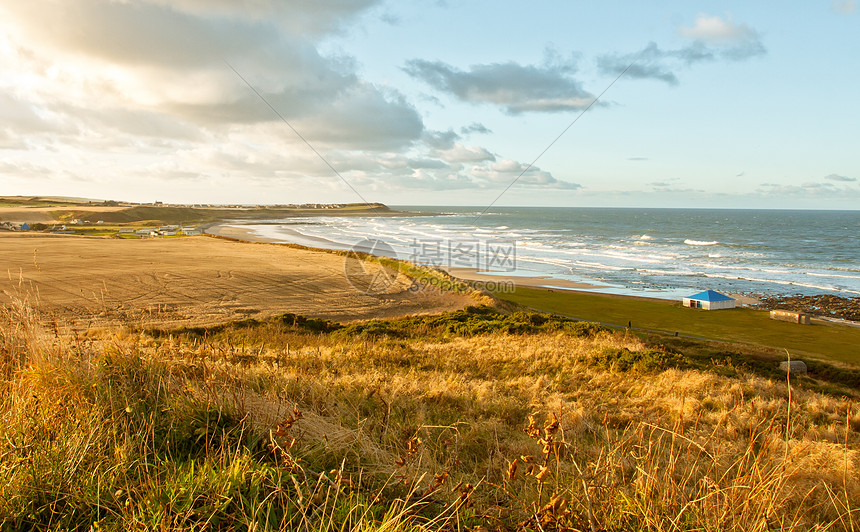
[1,0,527,198]
[831,0,857,14]
[470,160,581,189]
[679,14,757,44]
[756,182,860,198]
[598,16,765,85]
[4,2,831,208]
[824,173,857,182]
[434,143,496,164]
[0,0,422,150]
[403,56,596,114]
[423,130,461,150]
[139,0,384,36]
[460,122,492,135]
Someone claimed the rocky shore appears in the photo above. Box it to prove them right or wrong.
[755,294,860,322]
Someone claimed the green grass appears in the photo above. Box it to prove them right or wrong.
[64,227,128,237]
[492,286,860,366]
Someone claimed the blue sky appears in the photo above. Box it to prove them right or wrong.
[1,1,857,208]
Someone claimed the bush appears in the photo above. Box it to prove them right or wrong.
[334,306,608,338]
[593,347,689,372]
[274,313,342,333]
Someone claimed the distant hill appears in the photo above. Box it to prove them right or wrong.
[52,203,392,224]
[0,196,104,207]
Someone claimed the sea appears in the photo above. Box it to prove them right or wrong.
[227,207,860,300]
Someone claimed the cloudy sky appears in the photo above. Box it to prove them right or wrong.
[1,1,858,208]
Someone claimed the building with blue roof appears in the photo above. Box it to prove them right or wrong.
[682,290,736,310]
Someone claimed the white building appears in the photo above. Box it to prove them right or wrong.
[682,290,737,310]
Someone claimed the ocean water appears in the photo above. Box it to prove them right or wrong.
[231,207,860,299]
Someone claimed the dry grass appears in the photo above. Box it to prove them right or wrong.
[1,295,858,531]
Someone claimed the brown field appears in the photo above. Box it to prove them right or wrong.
[0,233,472,328]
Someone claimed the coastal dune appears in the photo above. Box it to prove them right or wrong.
[0,233,473,328]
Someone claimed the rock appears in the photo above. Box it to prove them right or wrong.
[779,360,808,374]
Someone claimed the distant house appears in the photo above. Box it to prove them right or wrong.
[682,290,736,310]
[118,228,135,234]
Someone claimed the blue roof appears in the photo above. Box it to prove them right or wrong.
[686,290,735,302]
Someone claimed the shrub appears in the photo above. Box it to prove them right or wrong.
[593,347,689,372]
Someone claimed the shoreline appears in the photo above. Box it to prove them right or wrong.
[447,267,760,305]
[205,222,761,306]
[206,223,353,250]
[203,223,859,334]
[3,228,857,346]
[447,267,608,292]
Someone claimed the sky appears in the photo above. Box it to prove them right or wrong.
[1,1,858,209]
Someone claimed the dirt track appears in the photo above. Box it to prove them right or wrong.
[0,233,472,328]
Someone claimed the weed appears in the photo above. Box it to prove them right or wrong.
[1,297,857,530]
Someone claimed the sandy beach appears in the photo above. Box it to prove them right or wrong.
[204,224,280,244]
[0,232,473,328]
[207,224,656,293]
[207,223,348,249]
[447,267,605,291]
[206,224,760,306]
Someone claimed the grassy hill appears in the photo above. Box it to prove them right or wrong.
[52,203,392,225]
[0,196,95,208]
[1,300,857,531]
[0,196,392,225]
